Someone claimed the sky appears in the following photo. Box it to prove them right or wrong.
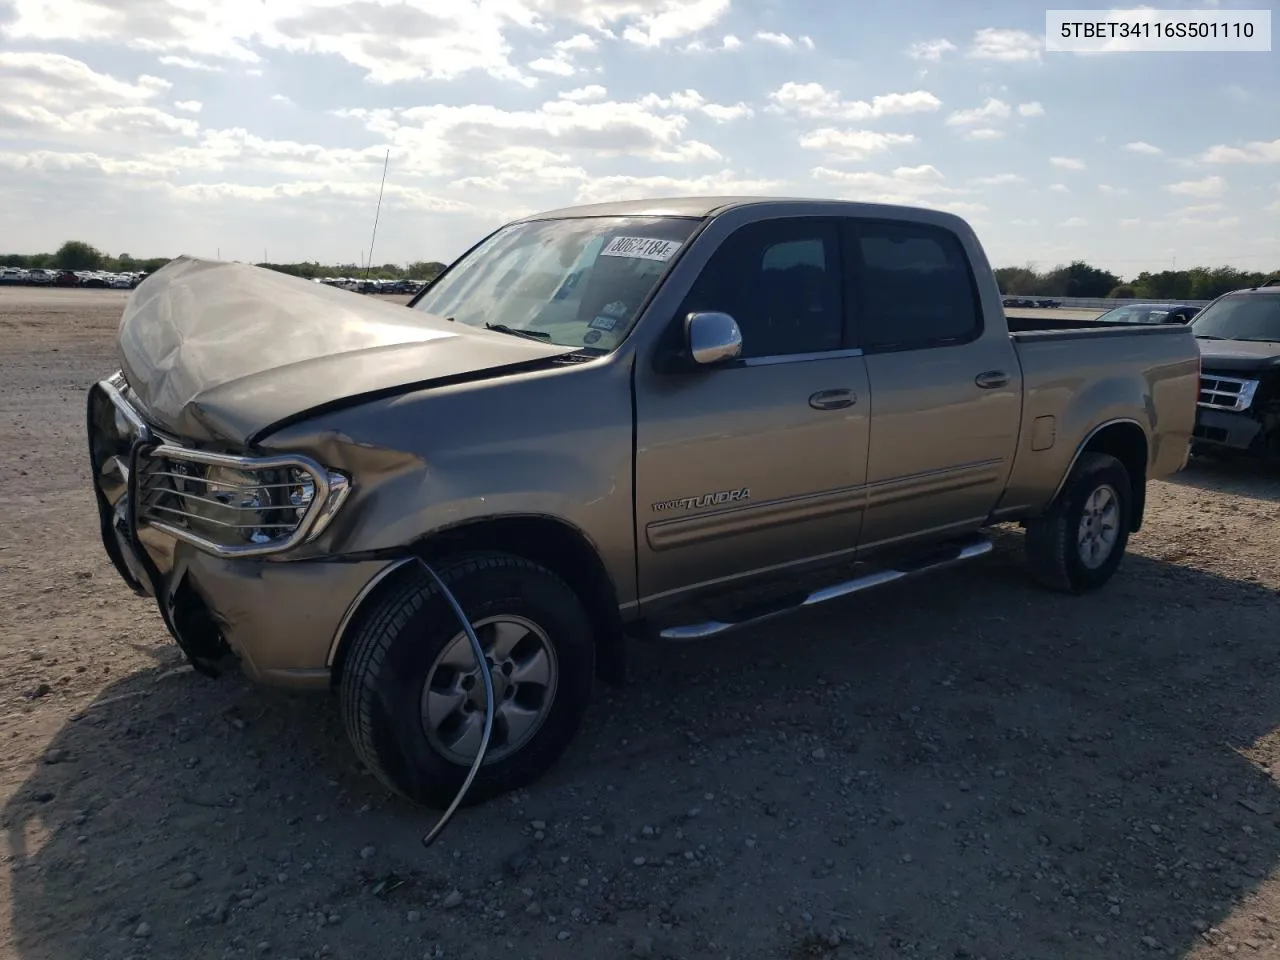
[0,0,1277,278]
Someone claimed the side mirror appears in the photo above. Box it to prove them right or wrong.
[686,311,743,366]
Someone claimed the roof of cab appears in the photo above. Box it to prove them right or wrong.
[515,196,786,221]
[510,195,982,235]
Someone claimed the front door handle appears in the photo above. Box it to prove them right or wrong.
[974,370,1010,389]
[809,388,857,410]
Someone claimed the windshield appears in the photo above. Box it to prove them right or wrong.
[411,215,700,351]
[1095,305,1172,324]
[1190,293,1280,343]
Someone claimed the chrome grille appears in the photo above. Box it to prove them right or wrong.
[1198,373,1259,412]
[91,374,350,559]
[136,444,345,557]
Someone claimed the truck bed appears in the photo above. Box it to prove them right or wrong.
[996,317,1200,519]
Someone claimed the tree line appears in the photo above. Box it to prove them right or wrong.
[5,240,1275,301]
[0,241,446,282]
[995,260,1278,301]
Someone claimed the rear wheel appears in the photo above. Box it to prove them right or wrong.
[339,553,595,808]
[1025,452,1133,593]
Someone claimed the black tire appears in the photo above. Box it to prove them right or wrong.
[1025,452,1133,593]
[339,553,596,809]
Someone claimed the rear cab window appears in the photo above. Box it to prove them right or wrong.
[847,220,983,352]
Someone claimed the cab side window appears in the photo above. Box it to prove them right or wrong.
[851,221,982,352]
[679,219,843,359]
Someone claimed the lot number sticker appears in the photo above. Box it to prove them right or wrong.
[600,236,683,261]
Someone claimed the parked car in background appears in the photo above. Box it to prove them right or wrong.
[1002,296,1036,308]
[1095,302,1201,325]
[1190,279,1280,460]
[1034,298,1061,308]
[0,267,26,285]
[88,197,1199,809]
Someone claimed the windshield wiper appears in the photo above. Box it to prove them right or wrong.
[485,323,552,341]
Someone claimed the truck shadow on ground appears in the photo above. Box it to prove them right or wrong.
[1167,455,1280,504]
[7,529,1280,960]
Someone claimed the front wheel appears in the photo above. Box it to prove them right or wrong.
[339,553,596,809]
[1025,452,1133,593]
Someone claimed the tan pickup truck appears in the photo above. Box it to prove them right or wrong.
[87,197,1200,808]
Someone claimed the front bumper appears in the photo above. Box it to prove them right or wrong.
[1192,407,1264,452]
[86,377,395,690]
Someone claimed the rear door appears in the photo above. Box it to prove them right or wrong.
[847,217,1022,552]
[633,216,871,605]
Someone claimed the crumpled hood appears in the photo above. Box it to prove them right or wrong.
[117,257,574,446]
[1196,338,1280,373]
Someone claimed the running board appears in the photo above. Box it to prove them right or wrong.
[656,536,993,641]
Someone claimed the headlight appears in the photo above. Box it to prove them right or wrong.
[138,446,350,558]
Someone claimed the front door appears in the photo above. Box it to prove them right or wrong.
[634,217,871,605]
[845,217,1023,551]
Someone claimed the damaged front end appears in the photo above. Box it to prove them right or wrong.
[86,373,353,677]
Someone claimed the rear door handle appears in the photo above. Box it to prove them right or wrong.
[974,370,1010,389]
[809,389,857,410]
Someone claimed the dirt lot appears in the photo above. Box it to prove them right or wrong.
[2,286,1280,960]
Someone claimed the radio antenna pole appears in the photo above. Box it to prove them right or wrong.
[364,149,390,281]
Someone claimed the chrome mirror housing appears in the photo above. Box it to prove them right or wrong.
[686,311,743,366]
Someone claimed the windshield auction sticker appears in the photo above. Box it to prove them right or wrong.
[600,236,683,261]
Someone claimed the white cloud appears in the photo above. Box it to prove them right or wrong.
[450,146,588,192]
[1060,217,1087,227]
[271,94,293,105]
[1119,218,1141,227]
[338,91,737,180]
[769,82,941,121]
[756,31,794,48]
[681,33,741,52]
[1198,139,1280,164]
[1098,184,1128,195]
[0,0,733,84]
[964,128,1004,141]
[1123,140,1162,155]
[799,129,917,161]
[1050,156,1085,171]
[1173,214,1241,229]
[559,85,607,103]
[946,98,1011,126]
[971,173,1024,185]
[157,55,221,72]
[967,28,1041,62]
[573,169,785,204]
[0,51,170,104]
[0,51,198,143]
[1017,101,1045,117]
[753,31,815,50]
[907,38,956,61]
[174,100,202,113]
[1165,175,1227,198]
[811,164,962,206]
[529,33,597,76]
[1176,203,1224,216]
[1048,183,1069,193]
[621,0,731,47]
[639,89,753,122]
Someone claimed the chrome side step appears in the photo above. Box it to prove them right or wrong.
[656,536,993,641]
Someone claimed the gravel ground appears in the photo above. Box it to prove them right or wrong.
[2,286,1280,960]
